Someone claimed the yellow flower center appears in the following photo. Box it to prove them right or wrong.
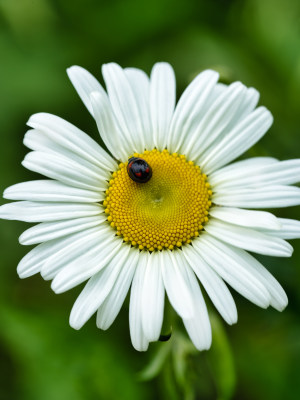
[103,149,212,251]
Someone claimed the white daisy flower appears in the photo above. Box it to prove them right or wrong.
[1,62,300,351]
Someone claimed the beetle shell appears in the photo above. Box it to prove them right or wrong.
[127,157,152,183]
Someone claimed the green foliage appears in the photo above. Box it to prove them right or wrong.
[0,0,300,399]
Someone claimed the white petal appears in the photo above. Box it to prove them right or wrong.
[228,248,288,311]
[141,251,165,342]
[17,226,100,278]
[150,62,176,150]
[102,63,146,153]
[161,250,194,319]
[259,218,300,239]
[209,157,278,186]
[213,185,300,208]
[199,107,273,174]
[69,244,130,330]
[96,248,139,330]
[125,67,153,149]
[178,253,212,350]
[90,91,129,161]
[67,65,107,116]
[185,82,247,159]
[193,234,271,308]
[27,113,116,171]
[182,245,237,325]
[24,129,112,180]
[209,207,281,230]
[212,159,300,190]
[168,70,219,153]
[4,180,104,203]
[22,151,108,191]
[51,233,122,293]
[224,87,260,129]
[19,215,106,245]
[24,137,111,180]
[0,201,102,222]
[40,226,109,281]
[24,129,66,153]
[24,129,112,178]
[205,218,293,257]
[200,87,259,146]
[129,253,149,351]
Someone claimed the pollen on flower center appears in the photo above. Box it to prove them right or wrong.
[103,149,212,251]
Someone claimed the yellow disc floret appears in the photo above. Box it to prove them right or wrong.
[104,149,212,251]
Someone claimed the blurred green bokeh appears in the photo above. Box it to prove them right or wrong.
[0,0,300,399]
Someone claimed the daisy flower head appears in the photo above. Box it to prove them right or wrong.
[1,62,300,351]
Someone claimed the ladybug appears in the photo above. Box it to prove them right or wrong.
[127,157,152,183]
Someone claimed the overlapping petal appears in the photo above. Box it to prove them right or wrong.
[69,243,130,330]
[199,106,273,174]
[96,249,139,330]
[19,215,106,245]
[205,217,293,257]
[193,234,272,308]
[102,63,148,154]
[168,69,218,153]
[27,112,116,171]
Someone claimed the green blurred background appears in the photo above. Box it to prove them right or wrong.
[0,0,300,399]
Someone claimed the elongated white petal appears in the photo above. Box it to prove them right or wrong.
[102,63,145,153]
[199,107,273,174]
[212,159,300,190]
[183,245,237,325]
[125,67,153,149]
[22,151,108,191]
[205,218,293,257]
[209,207,281,230]
[24,129,67,154]
[19,215,106,245]
[51,235,122,293]
[17,226,101,278]
[150,62,176,150]
[0,201,102,222]
[200,236,288,311]
[24,129,113,181]
[24,140,111,180]
[67,65,107,116]
[27,113,116,171]
[96,248,139,330]
[69,244,130,330]
[259,218,300,239]
[197,85,258,130]
[227,247,288,311]
[185,82,247,159]
[177,252,212,350]
[224,87,260,129]
[40,226,110,281]
[90,91,129,161]
[141,251,165,342]
[24,129,112,179]
[168,70,219,153]
[161,250,194,319]
[50,229,120,293]
[4,180,104,203]
[193,234,271,308]
[129,253,149,351]
[213,185,300,208]
[209,157,278,186]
